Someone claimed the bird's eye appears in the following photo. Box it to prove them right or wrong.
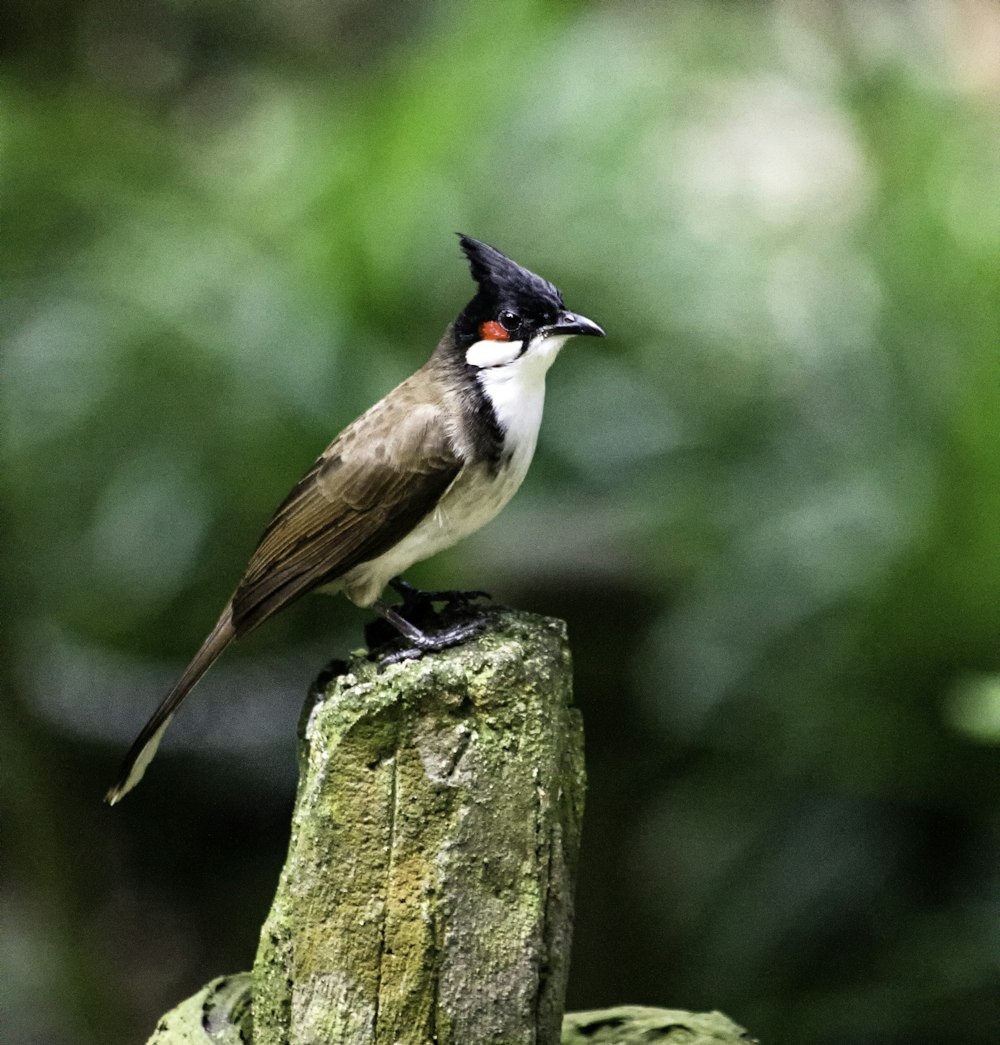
[498,310,520,332]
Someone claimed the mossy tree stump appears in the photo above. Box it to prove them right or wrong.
[145,608,759,1045]
[253,607,584,1044]
[149,607,585,1045]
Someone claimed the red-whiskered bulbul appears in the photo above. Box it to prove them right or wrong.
[105,235,604,803]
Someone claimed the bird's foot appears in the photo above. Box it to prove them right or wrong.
[388,577,491,616]
[377,617,486,668]
[370,592,488,668]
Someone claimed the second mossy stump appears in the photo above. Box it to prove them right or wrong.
[252,607,585,1045]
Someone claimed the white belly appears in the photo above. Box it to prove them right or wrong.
[336,446,532,606]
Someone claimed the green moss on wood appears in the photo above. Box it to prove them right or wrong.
[561,1007,758,1044]
[146,974,253,1044]
[252,607,584,1045]
[142,615,760,1045]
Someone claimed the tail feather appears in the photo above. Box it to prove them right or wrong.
[105,604,236,805]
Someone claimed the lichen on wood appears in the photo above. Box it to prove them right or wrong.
[251,606,585,1045]
[562,1006,758,1044]
[142,609,760,1045]
[146,974,252,1044]
[147,985,759,1045]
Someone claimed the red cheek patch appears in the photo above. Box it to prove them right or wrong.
[479,320,510,342]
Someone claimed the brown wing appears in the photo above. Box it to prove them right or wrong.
[230,395,461,635]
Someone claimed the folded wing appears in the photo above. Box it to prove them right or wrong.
[231,400,461,634]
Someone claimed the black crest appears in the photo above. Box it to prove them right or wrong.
[454,235,564,343]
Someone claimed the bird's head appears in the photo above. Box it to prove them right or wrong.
[453,235,604,372]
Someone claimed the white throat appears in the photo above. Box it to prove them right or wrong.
[471,333,569,456]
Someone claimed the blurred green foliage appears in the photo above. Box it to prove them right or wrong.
[2,1,999,1043]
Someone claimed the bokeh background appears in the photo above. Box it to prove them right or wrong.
[3,1,999,1042]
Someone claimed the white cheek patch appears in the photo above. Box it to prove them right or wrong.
[465,338,524,369]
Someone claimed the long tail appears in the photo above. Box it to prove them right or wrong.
[105,604,237,805]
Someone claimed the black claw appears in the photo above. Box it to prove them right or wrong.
[377,619,485,669]
[370,580,490,667]
[377,648,419,669]
[388,577,491,615]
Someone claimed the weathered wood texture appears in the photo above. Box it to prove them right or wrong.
[148,980,757,1045]
[251,607,584,1045]
[147,974,252,1044]
[562,1006,758,1044]
[143,610,760,1045]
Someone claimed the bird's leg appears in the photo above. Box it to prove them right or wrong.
[372,598,485,666]
[388,576,491,614]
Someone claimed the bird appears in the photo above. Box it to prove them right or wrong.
[105,234,605,804]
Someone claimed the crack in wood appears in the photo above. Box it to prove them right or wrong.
[371,744,400,1043]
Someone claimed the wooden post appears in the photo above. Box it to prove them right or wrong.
[222,608,579,1042]
[145,609,758,1044]
[150,985,759,1045]
[251,607,583,1044]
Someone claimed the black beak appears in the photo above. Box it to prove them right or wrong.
[548,311,606,338]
